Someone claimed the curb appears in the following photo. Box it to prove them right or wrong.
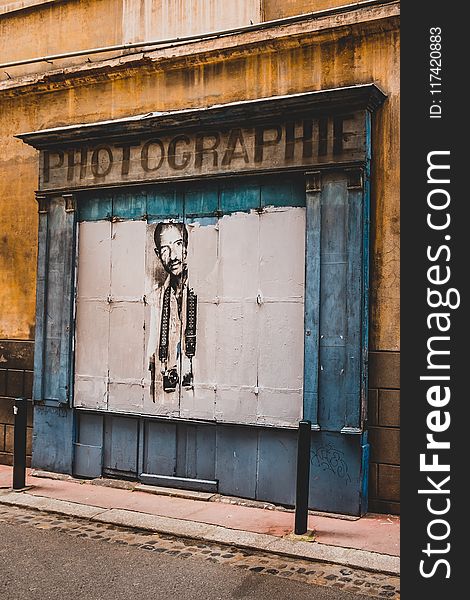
[0,490,399,577]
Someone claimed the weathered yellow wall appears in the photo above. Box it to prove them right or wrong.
[263,0,371,20]
[0,0,262,79]
[0,0,122,77]
[0,7,399,351]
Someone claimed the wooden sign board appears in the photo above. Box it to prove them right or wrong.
[39,111,366,191]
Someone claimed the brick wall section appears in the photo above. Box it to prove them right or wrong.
[367,351,400,515]
[0,340,34,467]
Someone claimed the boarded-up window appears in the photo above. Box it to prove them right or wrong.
[74,178,305,427]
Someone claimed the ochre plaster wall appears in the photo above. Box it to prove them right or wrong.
[263,0,371,21]
[0,0,262,79]
[0,11,399,354]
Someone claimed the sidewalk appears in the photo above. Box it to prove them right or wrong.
[0,464,399,576]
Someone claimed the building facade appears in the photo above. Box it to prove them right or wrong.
[0,0,400,515]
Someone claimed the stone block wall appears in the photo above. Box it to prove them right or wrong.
[0,340,34,466]
[367,351,400,514]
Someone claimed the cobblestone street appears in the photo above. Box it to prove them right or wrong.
[0,505,399,599]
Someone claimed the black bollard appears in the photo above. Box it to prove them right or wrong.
[13,398,27,490]
[294,419,311,535]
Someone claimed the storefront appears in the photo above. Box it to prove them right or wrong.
[19,83,386,515]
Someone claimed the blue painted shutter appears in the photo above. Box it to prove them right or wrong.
[303,169,369,433]
[33,194,76,406]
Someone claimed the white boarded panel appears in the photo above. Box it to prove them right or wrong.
[218,212,259,301]
[76,221,111,299]
[215,301,258,388]
[74,375,108,410]
[180,299,217,421]
[111,220,146,299]
[108,381,144,413]
[74,300,109,378]
[259,207,305,299]
[108,302,145,381]
[185,220,218,302]
[74,198,306,427]
[142,379,180,417]
[186,300,217,386]
[258,302,304,390]
[180,385,216,421]
[215,387,258,424]
[256,388,303,428]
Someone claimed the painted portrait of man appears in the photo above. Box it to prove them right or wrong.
[147,222,197,399]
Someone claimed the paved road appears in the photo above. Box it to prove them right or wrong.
[0,520,364,600]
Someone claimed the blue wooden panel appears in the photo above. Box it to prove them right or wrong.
[112,191,146,220]
[361,113,372,424]
[256,429,297,506]
[185,425,198,479]
[317,176,348,430]
[195,425,216,481]
[41,197,75,404]
[176,424,195,478]
[31,405,74,474]
[60,202,76,406]
[78,177,307,223]
[175,424,217,480]
[73,443,103,478]
[215,426,258,499]
[147,189,183,221]
[309,430,364,515]
[33,206,48,403]
[303,178,321,428]
[137,419,145,478]
[77,412,103,447]
[220,183,260,214]
[185,216,218,226]
[261,178,305,208]
[78,195,112,221]
[343,187,364,430]
[103,415,138,475]
[316,174,366,432]
[184,186,218,216]
[144,420,177,476]
[360,431,369,515]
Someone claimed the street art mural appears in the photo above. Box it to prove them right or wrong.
[74,206,305,427]
[147,222,197,399]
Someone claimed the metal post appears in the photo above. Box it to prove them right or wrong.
[294,419,311,535]
[13,398,27,490]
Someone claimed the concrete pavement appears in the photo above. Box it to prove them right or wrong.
[0,464,399,576]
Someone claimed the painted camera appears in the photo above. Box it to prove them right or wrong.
[162,368,179,392]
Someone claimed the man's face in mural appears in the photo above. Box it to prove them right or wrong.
[155,223,188,278]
